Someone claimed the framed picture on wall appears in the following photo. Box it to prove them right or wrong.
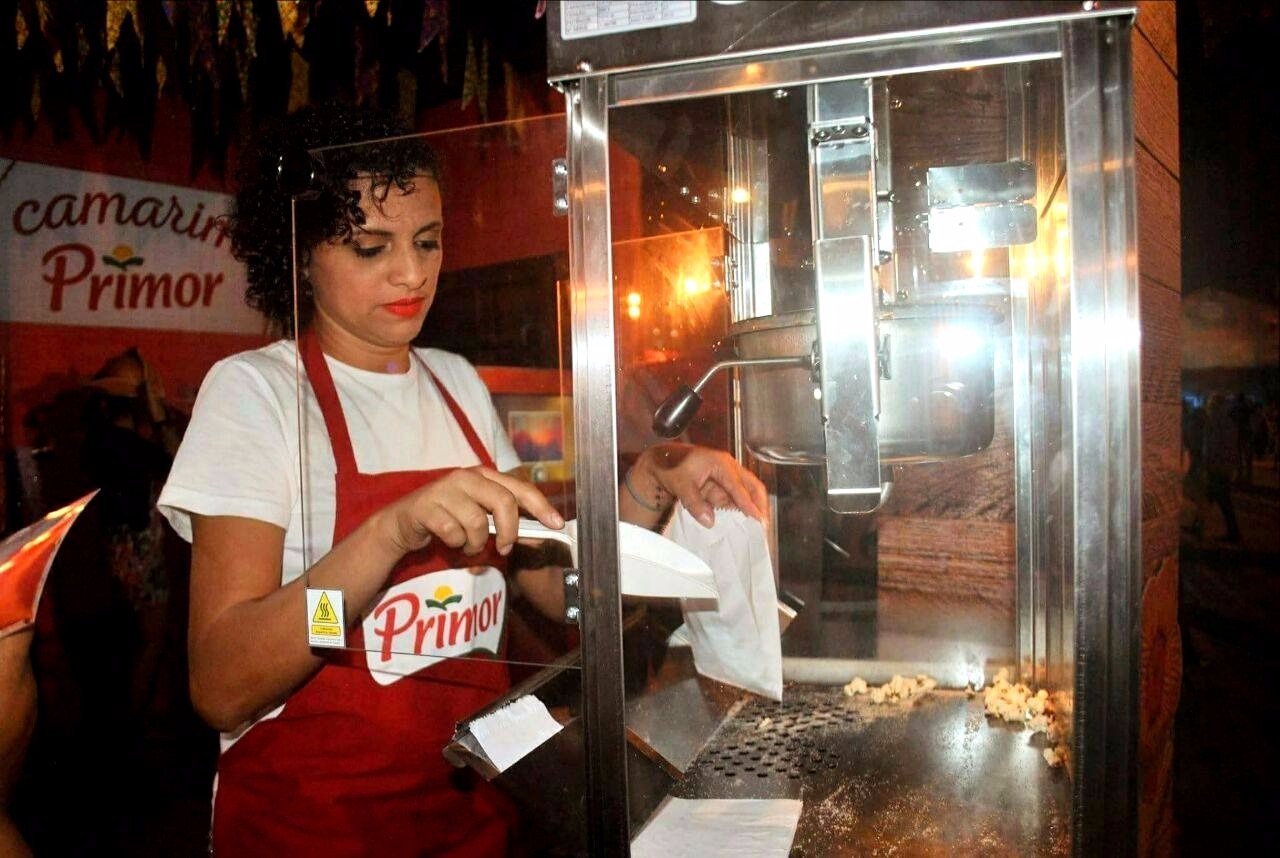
[508,410,565,465]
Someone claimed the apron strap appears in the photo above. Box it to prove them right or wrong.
[300,332,360,475]
[301,334,498,474]
[418,359,497,471]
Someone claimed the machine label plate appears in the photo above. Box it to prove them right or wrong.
[561,1,696,41]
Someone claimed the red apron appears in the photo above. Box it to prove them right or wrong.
[212,335,515,856]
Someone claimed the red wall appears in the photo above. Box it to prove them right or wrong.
[2,94,642,446]
[2,94,257,444]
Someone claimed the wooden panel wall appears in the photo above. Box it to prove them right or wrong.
[1133,3,1181,856]
[875,66,1018,606]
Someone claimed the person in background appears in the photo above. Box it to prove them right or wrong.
[5,354,213,855]
[83,349,189,719]
[1203,393,1242,543]
[1231,393,1254,486]
[1249,404,1270,478]
[158,103,768,855]
[1182,399,1206,482]
[0,630,35,857]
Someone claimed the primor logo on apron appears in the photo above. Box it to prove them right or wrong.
[362,566,506,686]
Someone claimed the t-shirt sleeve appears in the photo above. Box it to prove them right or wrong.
[157,357,295,542]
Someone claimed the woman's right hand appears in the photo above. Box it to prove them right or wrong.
[378,466,564,559]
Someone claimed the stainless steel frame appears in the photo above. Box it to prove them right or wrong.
[547,1,1113,82]
[555,4,1141,855]
[1062,16,1141,855]
[565,78,631,855]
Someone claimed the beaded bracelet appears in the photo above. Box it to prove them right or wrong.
[623,467,664,513]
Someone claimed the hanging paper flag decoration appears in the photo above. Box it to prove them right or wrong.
[15,6,28,50]
[278,1,297,42]
[106,1,131,52]
[535,0,547,19]
[460,34,492,120]
[242,0,258,58]
[76,22,90,67]
[438,29,448,83]
[35,0,52,36]
[292,2,310,48]
[502,60,527,145]
[418,0,446,52]
[156,55,168,92]
[32,0,64,71]
[365,0,379,18]
[460,32,476,109]
[161,1,178,24]
[503,60,523,122]
[277,0,308,48]
[190,2,216,81]
[216,0,236,46]
[109,49,123,93]
[288,47,309,112]
[130,0,143,53]
[239,60,251,101]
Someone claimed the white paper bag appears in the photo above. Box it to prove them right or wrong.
[664,506,783,701]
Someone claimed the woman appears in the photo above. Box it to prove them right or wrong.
[158,104,767,855]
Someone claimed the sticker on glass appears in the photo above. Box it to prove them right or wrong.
[561,1,696,41]
[307,587,346,649]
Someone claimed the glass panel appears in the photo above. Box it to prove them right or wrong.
[286,118,585,854]
[609,60,1072,853]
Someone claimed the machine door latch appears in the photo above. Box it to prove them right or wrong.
[563,568,581,624]
[551,158,569,217]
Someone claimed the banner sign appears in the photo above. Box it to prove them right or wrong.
[0,159,265,334]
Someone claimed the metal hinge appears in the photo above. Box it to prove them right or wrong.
[551,158,569,217]
[563,568,581,624]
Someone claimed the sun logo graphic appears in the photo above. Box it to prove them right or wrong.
[102,244,144,271]
[425,585,463,611]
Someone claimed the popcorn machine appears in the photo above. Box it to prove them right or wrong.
[286,2,1143,855]
[548,2,1141,855]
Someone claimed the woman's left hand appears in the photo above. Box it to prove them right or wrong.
[622,442,769,529]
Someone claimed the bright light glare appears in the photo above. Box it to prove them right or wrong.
[937,325,984,358]
[682,277,708,296]
[627,305,641,320]
[968,249,984,278]
[730,187,751,204]
[626,291,641,307]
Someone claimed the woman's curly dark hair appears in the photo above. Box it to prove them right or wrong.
[224,102,441,333]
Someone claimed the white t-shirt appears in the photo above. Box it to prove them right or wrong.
[158,339,521,586]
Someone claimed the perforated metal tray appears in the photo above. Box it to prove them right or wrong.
[671,687,1071,856]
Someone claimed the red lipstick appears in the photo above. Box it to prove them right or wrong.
[383,298,426,318]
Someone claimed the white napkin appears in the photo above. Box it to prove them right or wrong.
[664,506,783,701]
[466,695,563,773]
[632,798,802,858]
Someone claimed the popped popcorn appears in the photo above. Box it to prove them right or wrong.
[982,668,1065,768]
[850,673,938,706]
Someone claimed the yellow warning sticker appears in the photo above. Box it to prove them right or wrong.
[313,592,339,624]
[306,588,345,649]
